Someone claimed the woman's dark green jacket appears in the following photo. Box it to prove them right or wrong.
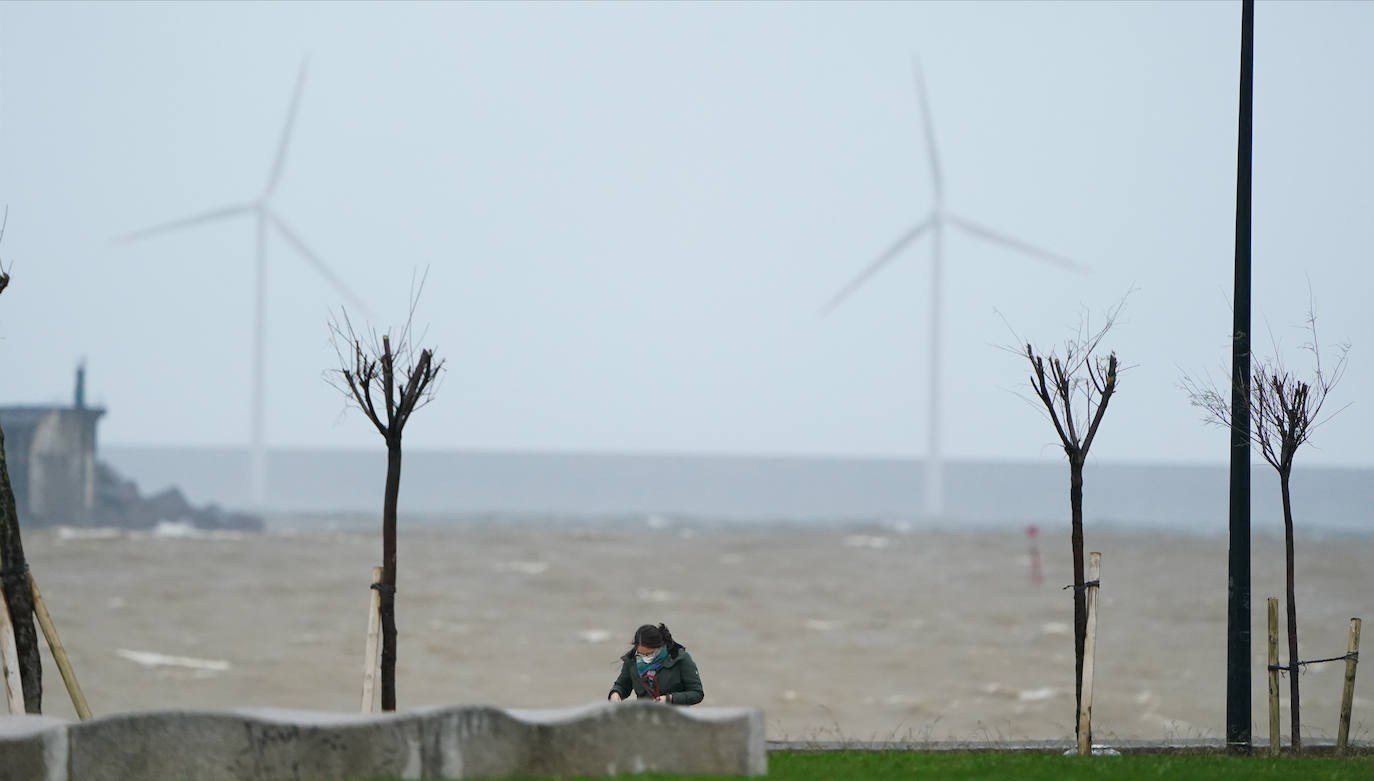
[607,646,704,705]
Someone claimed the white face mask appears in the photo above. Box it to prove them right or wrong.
[638,650,662,665]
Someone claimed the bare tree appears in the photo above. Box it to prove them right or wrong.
[1011,299,1125,742]
[1183,308,1348,752]
[0,207,43,713]
[328,278,444,712]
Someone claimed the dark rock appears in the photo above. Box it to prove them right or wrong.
[87,461,264,532]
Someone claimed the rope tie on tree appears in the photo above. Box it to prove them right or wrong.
[1268,651,1358,672]
[1062,579,1100,592]
[370,582,396,597]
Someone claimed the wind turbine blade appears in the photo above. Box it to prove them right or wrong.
[912,57,943,204]
[946,213,1084,271]
[819,217,933,316]
[262,58,309,200]
[267,211,371,315]
[113,204,254,244]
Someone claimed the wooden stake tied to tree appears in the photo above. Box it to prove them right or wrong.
[1184,307,1348,752]
[329,287,444,713]
[1014,300,1124,744]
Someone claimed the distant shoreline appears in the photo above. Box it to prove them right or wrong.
[101,445,1374,533]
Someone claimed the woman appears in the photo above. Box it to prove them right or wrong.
[607,623,704,705]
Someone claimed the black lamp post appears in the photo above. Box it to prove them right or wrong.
[1227,0,1255,753]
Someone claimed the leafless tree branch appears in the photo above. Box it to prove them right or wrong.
[1181,307,1349,474]
[326,284,446,442]
[1013,293,1130,459]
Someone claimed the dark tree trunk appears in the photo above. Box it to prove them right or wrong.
[380,437,403,712]
[333,314,441,715]
[1280,469,1301,751]
[1069,453,1087,742]
[0,422,42,713]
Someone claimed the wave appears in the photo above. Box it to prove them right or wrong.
[115,649,231,673]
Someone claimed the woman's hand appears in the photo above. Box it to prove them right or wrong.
[654,695,669,703]
[609,692,622,703]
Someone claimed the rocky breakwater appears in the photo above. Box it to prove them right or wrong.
[90,462,263,532]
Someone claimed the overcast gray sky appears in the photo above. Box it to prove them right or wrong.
[0,1,1369,467]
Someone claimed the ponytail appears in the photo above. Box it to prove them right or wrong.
[658,623,683,658]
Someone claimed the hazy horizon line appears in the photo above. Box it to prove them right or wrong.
[101,442,1374,472]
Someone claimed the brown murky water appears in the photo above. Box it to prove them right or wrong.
[17,522,1374,743]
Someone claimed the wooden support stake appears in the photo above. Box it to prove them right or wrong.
[1267,597,1280,756]
[361,566,383,713]
[1336,617,1362,755]
[30,573,93,720]
[0,586,24,714]
[1077,552,1101,757]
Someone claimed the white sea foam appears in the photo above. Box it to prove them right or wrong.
[636,588,673,603]
[116,649,231,672]
[842,535,890,550]
[577,629,612,644]
[986,682,1057,702]
[804,618,839,632]
[55,526,123,541]
[150,521,200,538]
[1017,687,1057,702]
[493,561,549,575]
[144,522,245,541]
[1040,622,1071,636]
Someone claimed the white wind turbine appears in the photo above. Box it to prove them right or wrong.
[118,60,368,507]
[821,61,1081,519]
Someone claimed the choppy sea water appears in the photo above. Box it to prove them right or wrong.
[19,519,1374,743]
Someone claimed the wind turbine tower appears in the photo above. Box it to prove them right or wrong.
[821,61,1081,519]
[118,60,368,508]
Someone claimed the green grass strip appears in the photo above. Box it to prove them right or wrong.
[765,751,1374,780]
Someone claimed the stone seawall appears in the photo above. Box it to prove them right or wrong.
[0,702,765,780]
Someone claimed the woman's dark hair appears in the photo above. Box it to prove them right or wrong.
[631,623,682,658]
